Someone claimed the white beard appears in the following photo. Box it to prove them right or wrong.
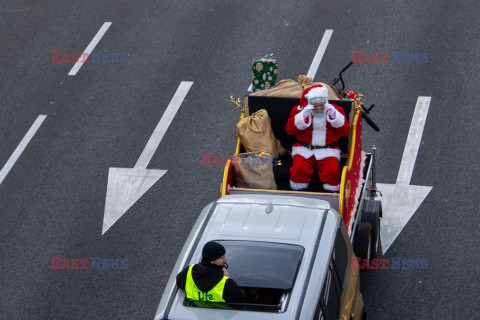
[312,109,326,117]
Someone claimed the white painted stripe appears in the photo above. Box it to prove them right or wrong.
[396,96,431,185]
[0,115,47,185]
[68,22,112,76]
[306,29,333,80]
[134,81,194,169]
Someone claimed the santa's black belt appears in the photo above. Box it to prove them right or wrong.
[299,142,337,150]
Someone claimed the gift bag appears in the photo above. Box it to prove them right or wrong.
[236,109,287,156]
[232,153,277,190]
[251,54,278,92]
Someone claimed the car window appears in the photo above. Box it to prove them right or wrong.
[217,240,304,290]
[314,298,326,320]
[321,263,340,320]
[332,227,348,288]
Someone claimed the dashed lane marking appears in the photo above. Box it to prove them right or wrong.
[68,22,112,76]
[306,29,333,80]
[247,29,333,92]
[0,115,47,185]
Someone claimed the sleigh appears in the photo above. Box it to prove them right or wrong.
[220,63,382,247]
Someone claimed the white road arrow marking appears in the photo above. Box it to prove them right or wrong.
[377,96,433,253]
[102,81,193,235]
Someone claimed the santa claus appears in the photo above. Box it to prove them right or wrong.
[285,85,350,191]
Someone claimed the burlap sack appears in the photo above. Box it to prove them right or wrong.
[236,109,287,156]
[232,153,277,190]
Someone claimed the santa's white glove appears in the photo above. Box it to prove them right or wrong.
[325,104,336,119]
[302,105,314,120]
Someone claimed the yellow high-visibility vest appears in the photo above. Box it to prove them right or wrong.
[185,264,229,304]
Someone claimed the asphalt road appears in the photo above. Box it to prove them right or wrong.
[1,0,479,319]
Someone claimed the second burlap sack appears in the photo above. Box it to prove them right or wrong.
[232,153,277,190]
[236,109,287,156]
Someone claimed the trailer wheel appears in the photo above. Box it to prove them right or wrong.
[361,200,382,258]
[354,222,372,263]
[362,212,380,258]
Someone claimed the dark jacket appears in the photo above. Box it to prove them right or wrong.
[176,262,246,303]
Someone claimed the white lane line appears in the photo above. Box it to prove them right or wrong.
[134,81,194,169]
[247,29,333,91]
[396,96,431,185]
[0,115,47,185]
[306,29,333,80]
[68,22,112,76]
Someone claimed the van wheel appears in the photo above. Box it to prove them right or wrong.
[354,222,372,263]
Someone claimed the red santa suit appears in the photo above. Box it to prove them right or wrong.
[285,85,350,191]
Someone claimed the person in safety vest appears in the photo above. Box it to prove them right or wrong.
[176,241,246,304]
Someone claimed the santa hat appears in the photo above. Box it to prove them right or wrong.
[300,85,329,105]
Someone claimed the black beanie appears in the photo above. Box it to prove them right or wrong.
[202,241,226,263]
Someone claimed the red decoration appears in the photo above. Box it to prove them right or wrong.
[347,91,358,101]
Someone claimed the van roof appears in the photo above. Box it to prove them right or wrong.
[204,194,332,247]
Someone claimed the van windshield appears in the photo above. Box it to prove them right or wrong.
[216,240,304,290]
